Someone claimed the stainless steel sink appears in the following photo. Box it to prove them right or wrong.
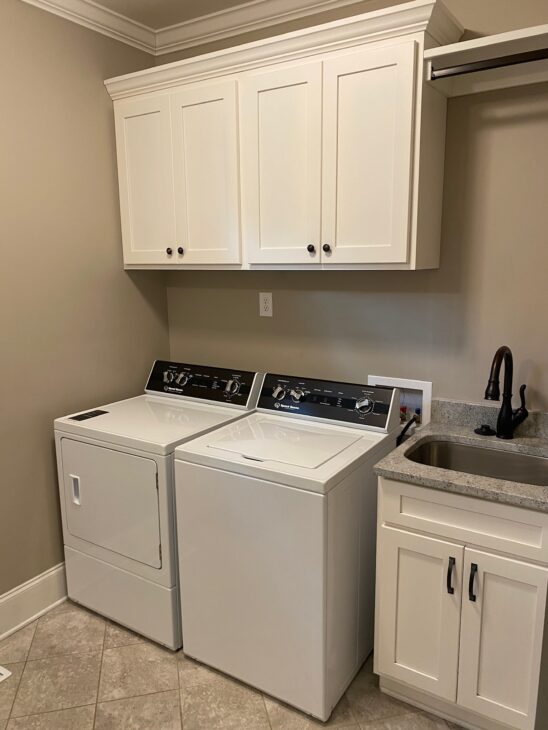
[406,440,548,486]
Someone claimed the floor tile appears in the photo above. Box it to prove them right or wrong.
[177,653,219,688]
[99,643,178,702]
[6,705,95,729]
[11,652,101,717]
[358,712,449,728]
[346,664,417,724]
[180,669,270,729]
[104,622,146,650]
[0,664,24,720]
[0,624,37,665]
[264,693,356,728]
[95,690,181,730]
[0,720,6,730]
[28,607,105,660]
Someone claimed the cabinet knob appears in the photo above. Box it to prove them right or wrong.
[166,247,173,256]
[306,244,316,254]
[322,244,332,253]
[177,247,184,255]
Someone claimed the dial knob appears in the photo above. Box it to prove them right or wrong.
[225,379,240,396]
[163,370,175,384]
[355,397,374,415]
[290,388,305,403]
[272,385,287,401]
[176,372,189,387]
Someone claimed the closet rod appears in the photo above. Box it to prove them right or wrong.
[430,46,548,80]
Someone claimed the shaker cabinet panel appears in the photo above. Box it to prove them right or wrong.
[376,526,463,701]
[171,81,241,265]
[114,95,177,265]
[458,549,548,730]
[322,42,417,265]
[240,62,322,264]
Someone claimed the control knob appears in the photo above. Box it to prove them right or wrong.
[176,372,190,387]
[225,379,240,396]
[355,397,374,415]
[290,388,305,403]
[272,385,287,401]
[163,370,175,384]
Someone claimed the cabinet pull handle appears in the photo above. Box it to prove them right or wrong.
[446,556,456,594]
[468,563,478,602]
[322,244,332,253]
[177,247,184,255]
[306,244,316,254]
[166,247,173,255]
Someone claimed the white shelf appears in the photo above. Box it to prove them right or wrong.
[425,23,548,97]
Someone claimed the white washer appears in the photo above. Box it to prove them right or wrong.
[174,373,400,720]
[55,360,264,649]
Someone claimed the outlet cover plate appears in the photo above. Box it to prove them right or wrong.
[259,292,273,317]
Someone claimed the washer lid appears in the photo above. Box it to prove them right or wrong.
[207,416,361,469]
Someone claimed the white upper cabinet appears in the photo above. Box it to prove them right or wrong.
[171,81,241,265]
[106,0,462,269]
[322,42,416,265]
[240,62,322,265]
[114,95,177,266]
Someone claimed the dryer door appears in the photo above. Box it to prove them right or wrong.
[60,439,161,569]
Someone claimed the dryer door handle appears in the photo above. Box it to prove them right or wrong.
[70,475,81,506]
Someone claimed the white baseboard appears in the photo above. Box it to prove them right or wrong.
[0,563,67,641]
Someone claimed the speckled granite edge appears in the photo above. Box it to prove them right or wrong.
[432,398,548,438]
[374,422,548,513]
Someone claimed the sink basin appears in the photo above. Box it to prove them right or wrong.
[406,440,548,487]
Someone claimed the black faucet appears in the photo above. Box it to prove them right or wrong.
[484,346,528,439]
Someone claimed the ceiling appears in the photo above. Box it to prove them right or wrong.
[95,0,248,30]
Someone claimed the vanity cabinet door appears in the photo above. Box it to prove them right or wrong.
[376,526,463,701]
[170,81,241,265]
[321,41,416,265]
[114,94,177,266]
[458,549,548,730]
[240,61,322,265]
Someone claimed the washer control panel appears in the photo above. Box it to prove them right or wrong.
[146,360,259,407]
[258,373,396,429]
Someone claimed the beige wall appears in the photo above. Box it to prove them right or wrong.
[0,0,169,594]
[166,1,548,412]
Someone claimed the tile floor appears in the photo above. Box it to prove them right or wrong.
[0,601,464,729]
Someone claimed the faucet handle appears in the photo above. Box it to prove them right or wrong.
[518,384,527,410]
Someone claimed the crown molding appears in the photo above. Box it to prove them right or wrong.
[20,0,156,54]
[155,0,383,56]
[21,0,462,58]
[105,0,462,100]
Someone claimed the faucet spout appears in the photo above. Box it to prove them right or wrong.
[484,346,528,439]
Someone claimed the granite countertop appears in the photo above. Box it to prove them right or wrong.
[374,422,548,513]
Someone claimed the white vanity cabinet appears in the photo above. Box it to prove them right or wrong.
[375,478,548,730]
[106,0,462,270]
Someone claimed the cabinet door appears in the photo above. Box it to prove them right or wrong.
[171,81,241,265]
[240,62,322,264]
[458,549,548,730]
[376,526,463,701]
[322,42,416,264]
[114,94,177,266]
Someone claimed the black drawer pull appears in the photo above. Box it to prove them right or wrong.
[447,556,456,595]
[469,563,478,602]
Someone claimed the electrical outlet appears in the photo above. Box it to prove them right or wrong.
[259,292,273,317]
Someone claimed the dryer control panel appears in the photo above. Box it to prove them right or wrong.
[258,373,398,430]
[146,361,261,408]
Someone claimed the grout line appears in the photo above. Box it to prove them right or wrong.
[8,702,96,722]
[261,694,273,730]
[92,621,107,729]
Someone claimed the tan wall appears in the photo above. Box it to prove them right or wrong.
[0,0,169,594]
[166,2,548,411]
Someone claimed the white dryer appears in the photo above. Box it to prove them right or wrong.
[174,373,400,720]
[55,361,263,649]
